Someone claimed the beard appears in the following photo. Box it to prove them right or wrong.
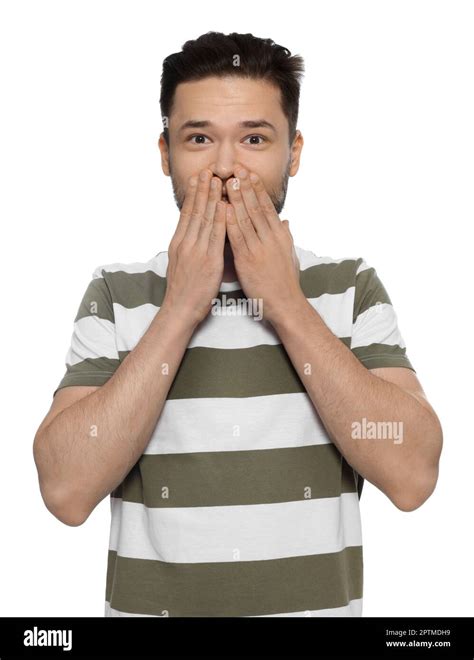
[169,157,292,232]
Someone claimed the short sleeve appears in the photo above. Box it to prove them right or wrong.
[53,266,121,397]
[350,259,415,372]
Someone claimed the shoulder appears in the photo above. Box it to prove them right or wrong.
[295,245,366,293]
[88,251,169,308]
[91,251,169,280]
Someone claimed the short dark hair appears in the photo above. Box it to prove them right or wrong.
[160,32,305,147]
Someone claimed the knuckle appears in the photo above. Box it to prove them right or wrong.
[198,173,211,190]
[262,201,274,214]
[235,232,247,247]
[177,238,191,253]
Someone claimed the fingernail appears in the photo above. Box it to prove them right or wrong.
[199,170,208,181]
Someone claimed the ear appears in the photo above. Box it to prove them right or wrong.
[289,130,304,177]
[158,133,171,176]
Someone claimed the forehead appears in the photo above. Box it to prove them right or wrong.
[169,76,286,129]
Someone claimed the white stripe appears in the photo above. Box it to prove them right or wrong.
[351,303,406,349]
[113,287,354,353]
[105,602,159,616]
[250,598,363,617]
[93,252,244,292]
[65,316,119,366]
[355,258,372,276]
[108,493,362,563]
[104,597,363,617]
[295,247,361,271]
[69,287,355,361]
[144,392,330,455]
[93,259,164,277]
[95,247,356,278]
[307,289,354,338]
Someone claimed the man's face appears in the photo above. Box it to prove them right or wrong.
[160,76,300,232]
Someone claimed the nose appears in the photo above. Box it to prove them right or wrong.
[209,161,245,192]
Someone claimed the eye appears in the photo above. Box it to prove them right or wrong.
[243,135,267,145]
[185,134,268,145]
[187,134,211,145]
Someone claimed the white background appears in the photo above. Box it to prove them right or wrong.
[0,0,472,617]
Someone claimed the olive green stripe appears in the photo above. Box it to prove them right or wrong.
[53,371,116,397]
[105,544,363,616]
[53,358,121,396]
[111,444,358,506]
[299,258,362,298]
[353,267,392,321]
[53,335,349,399]
[120,342,352,400]
[75,277,115,323]
[92,259,361,310]
[54,338,407,401]
[352,344,415,371]
[166,344,304,399]
[103,270,168,309]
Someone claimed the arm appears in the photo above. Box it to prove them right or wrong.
[270,300,443,512]
[222,164,443,512]
[34,306,198,526]
[33,168,227,526]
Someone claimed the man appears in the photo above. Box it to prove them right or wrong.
[33,32,443,617]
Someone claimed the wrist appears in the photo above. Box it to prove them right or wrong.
[267,292,312,333]
[157,299,201,334]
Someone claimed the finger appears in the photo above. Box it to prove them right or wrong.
[248,172,281,228]
[234,167,270,238]
[225,202,249,257]
[226,176,259,250]
[170,175,198,246]
[206,200,227,258]
[184,169,213,243]
[197,177,222,245]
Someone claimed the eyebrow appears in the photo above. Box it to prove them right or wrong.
[178,119,277,134]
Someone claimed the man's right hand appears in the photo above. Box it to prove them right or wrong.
[161,169,227,327]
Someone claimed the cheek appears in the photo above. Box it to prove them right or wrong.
[246,159,286,190]
[172,147,210,171]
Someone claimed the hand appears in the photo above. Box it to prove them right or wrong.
[224,166,305,324]
[161,169,226,326]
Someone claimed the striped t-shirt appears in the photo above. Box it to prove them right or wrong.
[54,245,415,617]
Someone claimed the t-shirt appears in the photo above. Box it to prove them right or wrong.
[54,245,415,617]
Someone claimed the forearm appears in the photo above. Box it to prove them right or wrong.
[36,304,197,521]
[271,297,442,509]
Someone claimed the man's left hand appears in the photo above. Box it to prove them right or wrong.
[224,167,305,324]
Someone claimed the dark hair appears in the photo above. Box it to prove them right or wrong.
[160,32,305,147]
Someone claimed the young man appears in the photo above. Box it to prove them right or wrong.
[33,32,443,617]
